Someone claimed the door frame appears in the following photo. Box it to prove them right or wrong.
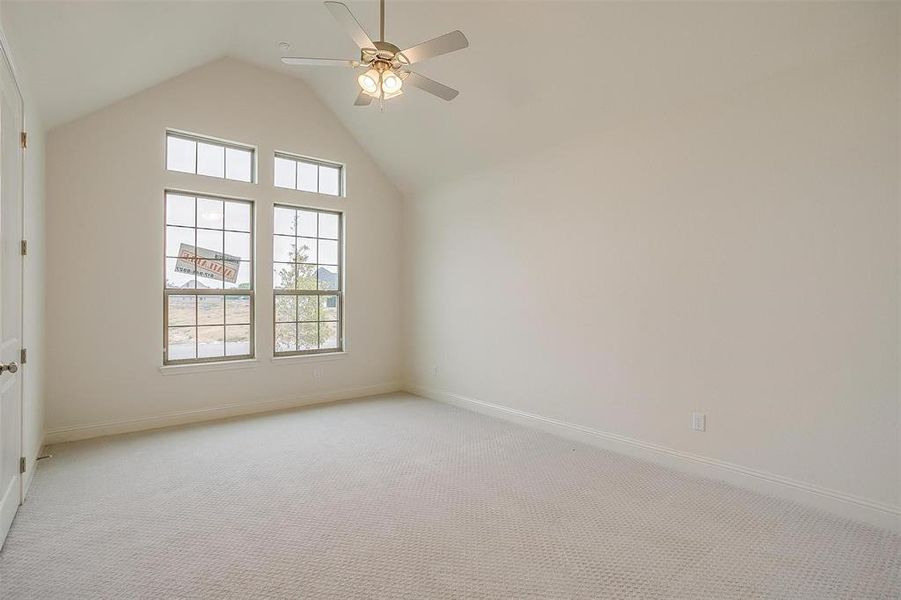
[0,21,27,521]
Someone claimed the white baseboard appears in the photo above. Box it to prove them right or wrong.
[407,383,901,533]
[44,381,403,445]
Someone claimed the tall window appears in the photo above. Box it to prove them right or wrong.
[274,153,343,196]
[167,131,255,183]
[273,205,343,355]
[164,192,254,364]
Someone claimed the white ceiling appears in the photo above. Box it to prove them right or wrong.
[2,1,892,194]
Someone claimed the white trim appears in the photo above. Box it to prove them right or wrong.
[270,351,346,365]
[159,358,260,376]
[44,381,402,444]
[407,384,901,533]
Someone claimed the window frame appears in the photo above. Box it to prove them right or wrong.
[273,151,345,197]
[166,130,257,183]
[163,189,256,366]
[272,204,345,357]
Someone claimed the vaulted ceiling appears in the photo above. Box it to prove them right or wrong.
[2,1,893,194]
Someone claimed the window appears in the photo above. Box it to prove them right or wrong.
[274,153,343,196]
[166,131,254,183]
[164,192,254,364]
[273,205,343,355]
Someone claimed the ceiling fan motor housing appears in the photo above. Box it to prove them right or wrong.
[362,41,409,68]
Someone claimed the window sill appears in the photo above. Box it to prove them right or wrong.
[159,358,260,376]
[270,351,347,365]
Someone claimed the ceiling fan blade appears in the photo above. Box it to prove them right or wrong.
[404,71,459,101]
[281,57,359,67]
[399,30,468,64]
[324,1,375,50]
[354,90,373,106]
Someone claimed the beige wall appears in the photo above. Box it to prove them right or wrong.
[404,31,900,519]
[44,58,404,438]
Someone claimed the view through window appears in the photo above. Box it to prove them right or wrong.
[164,192,254,363]
[273,205,343,355]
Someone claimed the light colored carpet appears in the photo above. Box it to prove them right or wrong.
[0,393,898,599]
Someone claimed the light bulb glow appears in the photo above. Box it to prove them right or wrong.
[358,69,379,94]
[381,71,403,94]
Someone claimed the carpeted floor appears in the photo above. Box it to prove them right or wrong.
[0,393,898,599]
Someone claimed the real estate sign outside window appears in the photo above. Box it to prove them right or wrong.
[273,205,343,355]
[164,192,255,364]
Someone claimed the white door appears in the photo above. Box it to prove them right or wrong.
[0,39,23,548]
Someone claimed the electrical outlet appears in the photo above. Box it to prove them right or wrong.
[432,365,439,377]
[313,367,323,380]
[691,412,706,432]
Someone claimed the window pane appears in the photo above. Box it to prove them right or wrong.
[168,327,196,360]
[273,235,296,263]
[167,136,196,173]
[275,295,296,322]
[197,295,224,325]
[197,142,225,178]
[319,322,338,349]
[274,206,296,235]
[318,239,339,265]
[319,165,340,196]
[225,261,252,290]
[166,226,195,257]
[226,325,251,356]
[225,147,253,182]
[197,197,224,230]
[298,162,317,192]
[197,326,226,358]
[296,238,317,264]
[225,295,251,324]
[166,194,195,227]
[317,265,339,291]
[297,210,317,237]
[225,231,251,261]
[318,212,339,239]
[273,263,295,290]
[298,322,318,350]
[296,264,317,290]
[274,157,296,189]
[272,205,343,356]
[167,258,196,289]
[167,295,196,326]
[319,295,339,321]
[275,323,297,353]
[165,189,254,365]
[298,295,318,321]
[224,201,251,232]
[196,260,224,289]
[197,228,223,253]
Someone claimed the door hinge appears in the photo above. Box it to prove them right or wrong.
[20,240,27,256]
[20,348,26,364]
[19,456,25,474]
[20,131,26,149]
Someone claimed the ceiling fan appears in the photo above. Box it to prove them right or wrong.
[281,0,468,106]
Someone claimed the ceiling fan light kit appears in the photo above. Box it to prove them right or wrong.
[281,0,468,107]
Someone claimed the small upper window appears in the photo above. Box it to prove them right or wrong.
[274,153,343,197]
[167,131,254,183]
